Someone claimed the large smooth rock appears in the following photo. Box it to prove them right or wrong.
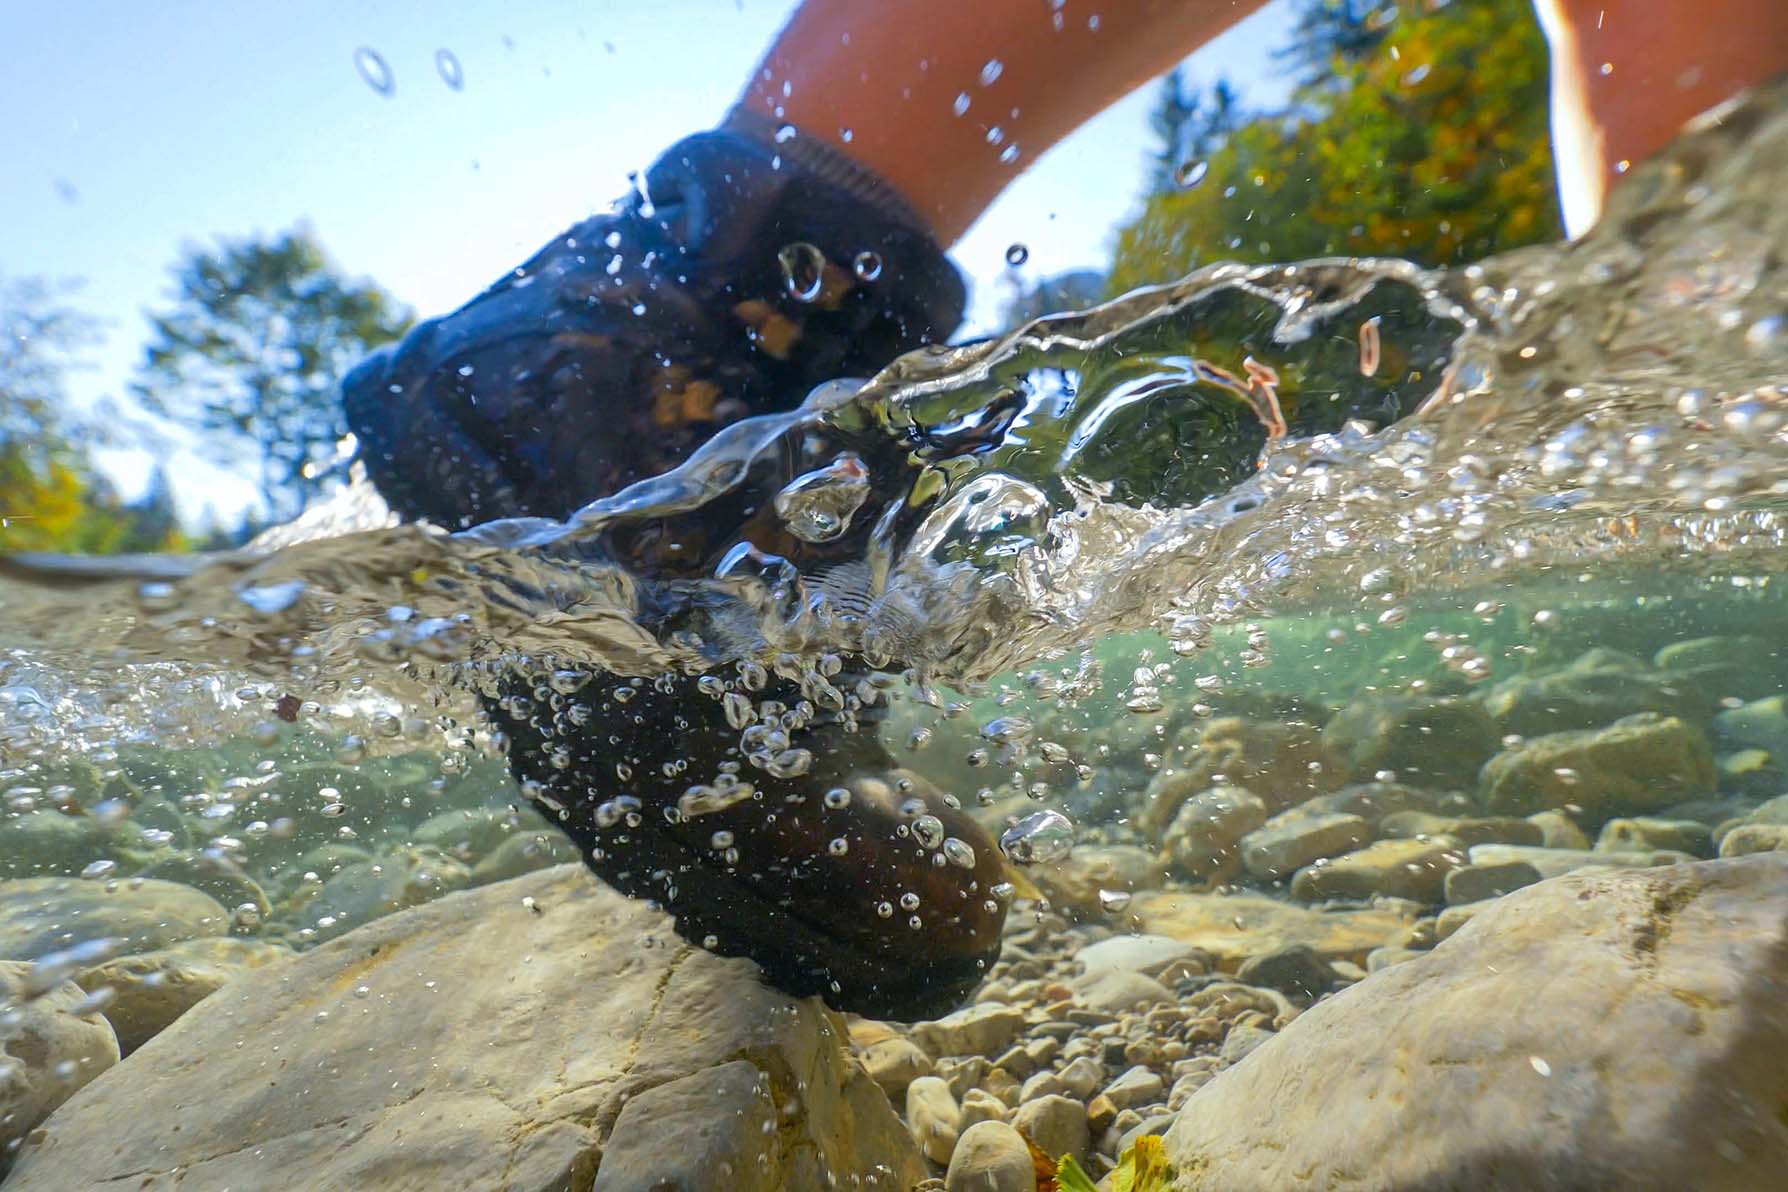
[1141,718,1337,833]
[1323,694,1499,788]
[7,865,925,1191]
[75,936,292,1054]
[0,877,229,962]
[1482,666,1711,738]
[1164,854,1788,1190]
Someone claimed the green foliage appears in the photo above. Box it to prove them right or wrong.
[1110,0,1561,294]
[132,227,412,523]
[0,275,185,555]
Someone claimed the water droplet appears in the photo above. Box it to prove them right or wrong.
[852,251,884,282]
[435,49,464,90]
[999,144,1021,164]
[237,580,307,616]
[999,809,1074,865]
[79,860,116,880]
[774,124,798,143]
[1175,159,1209,189]
[354,47,394,97]
[979,58,1004,86]
[778,242,826,303]
[1005,243,1029,267]
[953,92,972,117]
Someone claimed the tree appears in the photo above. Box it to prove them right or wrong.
[1145,73,1243,194]
[1274,0,1394,94]
[132,228,413,524]
[1110,0,1561,293]
[0,274,182,554]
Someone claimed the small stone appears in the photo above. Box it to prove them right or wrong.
[1596,817,1713,857]
[1435,901,1488,941]
[1074,934,1204,980]
[862,1037,934,1099]
[1444,860,1543,906]
[1235,944,1339,1000]
[1018,1070,1068,1103]
[1379,811,1543,848]
[1012,1093,1089,1164]
[1466,843,1679,880]
[906,1076,963,1166]
[468,831,580,885]
[1719,823,1788,857]
[960,1087,1009,1129]
[1101,1065,1165,1111]
[1085,1093,1120,1134]
[1526,810,1591,850]
[1241,813,1372,882]
[991,1044,1036,1079]
[911,1003,1027,1059]
[982,1066,1022,1106]
[1483,665,1711,738]
[1056,1055,1106,1101]
[1131,890,1415,966]
[1324,694,1500,788]
[944,1120,1037,1192]
[1366,945,1424,971]
[1159,785,1269,883]
[1712,694,1788,761]
[1073,970,1171,1013]
[1290,837,1463,904]
[76,937,291,1054]
[1117,1111,1178,1155]
[935,1055,991,1102]
[1219,1023,1275,1064]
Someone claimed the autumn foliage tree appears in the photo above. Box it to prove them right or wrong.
[1109,0,1561,294]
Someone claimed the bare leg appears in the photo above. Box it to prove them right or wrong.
[1536,0,1788,236]
[734,0,1273,244]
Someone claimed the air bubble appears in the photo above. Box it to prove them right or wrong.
[1005,243,1029,267]
[852,251,884,282]
[435,49,464,91]
[778,242,827,303]
[999,809,1074,865]
[354,47,395,97]
[1175,159,1209,189]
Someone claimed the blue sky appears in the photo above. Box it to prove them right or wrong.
[2,0,1295,523]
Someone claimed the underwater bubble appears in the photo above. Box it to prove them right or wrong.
[852,251,884,282]
[912,814,946,849]
[999,809,1074,865]
[354,47,395,96]
[237,580,307,616]
[979,58,1004,86]
[823,787,852,810]
[23,939,120,999]
[876,900,894,918]
[778,242,827,303]
[1175,159,1210,189]
[1098,889,1133,913]
[135,581,179,611]
[1005,243,1029,267]
[435,48,464,90]
[678,781,756,819]
[827,837,849,856]
[774,123,798,143]
[709,829,736,850]
[953,92,972,116]
[941,837,978,869]
[990,881,1017,902]
[78,860,116,880]
[980,715,1033,745]
[899,891,921,911]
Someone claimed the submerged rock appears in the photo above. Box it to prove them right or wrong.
[1240,812,1371,882]
[1479,713,1716,823]
[1482,665,1711,738]
[1130,890,1414,966]
[0,877,229,962]
[1141,718,1337,832]
[1163,854,1788,1190]
[75,937,291,1054]
[1323,694,1499,789]
[1158,785,1268,883]
[0,963,119,1156]
[1289,837,1463,904]
[7,865,925,1190]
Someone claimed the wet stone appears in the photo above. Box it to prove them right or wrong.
[0,962,119,1154]
[862,1037,934,1099]
[1284,783,1460,830]
[1102,1065,1165,1111]
[1595,817,1713,857]
[1719,824,1788,857]
[0,877,229,962]
[1443,860,1542,906]
[959,1087,1009,1130]
[1074,934,1204,980]
[1030,844,1167,920]
[1479,713,1716,823]
[1235,944,1339,1000]
[468,830,582,885]
[1072,970,1173,1014]
[1526,809,1591,850]
[906,1075,963,1166]
[910,1002,1027,1059]
[1290,837,1463,904]
[1379,811,1542,848]
[1466,843,1678,881]
[1240,813,1372,882]
[76,937,291,1054]
[1132,890,1415,966]
[1482,665,1712,738]
[1013,1093,1088,1164]
[305,845,471,941]
[944,1120,1036,1192]
[1159,785,1269,883]
[1323,694,1500,789]
[1713,695,1788,761]
[8,865,925,1191]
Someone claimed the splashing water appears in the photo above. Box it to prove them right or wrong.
[3,82,1787,882]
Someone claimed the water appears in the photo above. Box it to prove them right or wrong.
[0,76,1786,1154]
